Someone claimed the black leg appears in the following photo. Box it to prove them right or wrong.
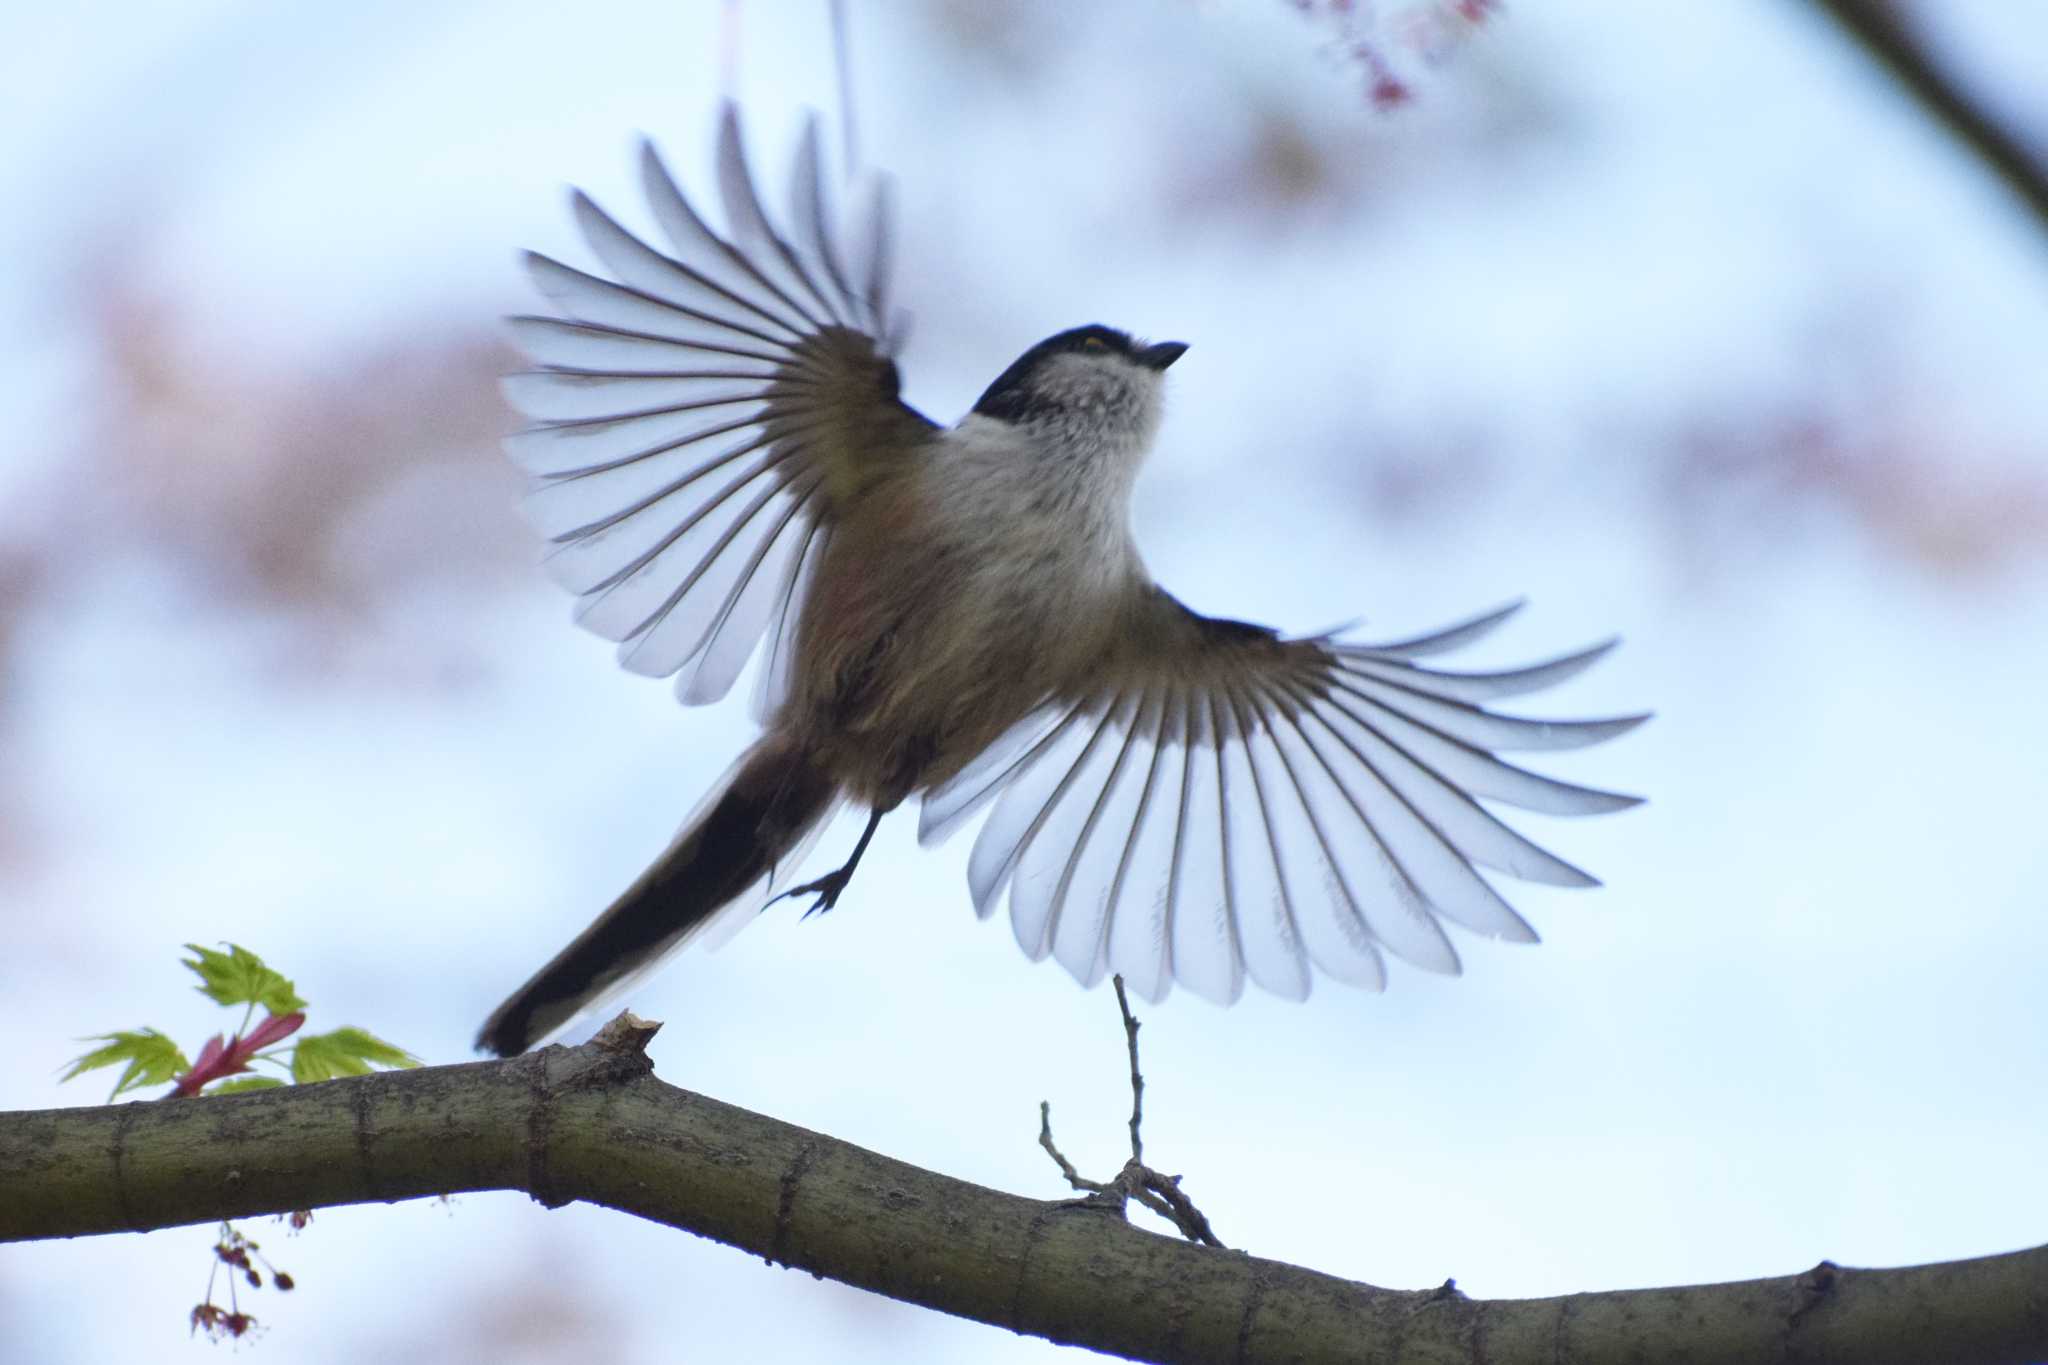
[773,808,884,918]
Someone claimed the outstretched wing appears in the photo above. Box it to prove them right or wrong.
[919,598,1646,1005]
[501,103,935,716]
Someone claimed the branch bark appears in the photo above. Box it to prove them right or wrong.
[3,1015,2043,1364]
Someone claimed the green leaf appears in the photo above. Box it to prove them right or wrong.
[290,1027,422,1083]
[206,1076,287,1095]
[182,943,306,1015]
[62,1030,190,1101]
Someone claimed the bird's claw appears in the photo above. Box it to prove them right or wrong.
[774,868,853,918]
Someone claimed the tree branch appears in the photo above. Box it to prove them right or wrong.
[1811,0,2048,242]
[3,1014,2044,1364]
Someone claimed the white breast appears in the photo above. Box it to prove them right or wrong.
[931,415,1147,605]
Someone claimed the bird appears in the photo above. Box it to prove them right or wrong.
[477,103,1646,1057]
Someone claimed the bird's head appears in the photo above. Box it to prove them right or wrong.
[970,325,1187,456]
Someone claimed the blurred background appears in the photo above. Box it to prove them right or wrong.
[3,1,2045,1360]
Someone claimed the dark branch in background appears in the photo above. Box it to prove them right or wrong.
[1037,976,1225,1248]
[6,1012,2045,1364]
[1813,0,2048,242]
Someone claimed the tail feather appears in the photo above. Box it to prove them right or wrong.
[478,736,839,1056]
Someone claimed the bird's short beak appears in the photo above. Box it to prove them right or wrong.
[1138,341,1189,371]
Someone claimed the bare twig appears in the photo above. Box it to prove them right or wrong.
[1133,1167,1224,1250]
[1114,975,1145,1165]
[1036,976,1227,1248]
[1036,1101,1104,1197]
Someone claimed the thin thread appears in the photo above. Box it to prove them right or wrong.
[830,0,858,174]
[720,0,742,101]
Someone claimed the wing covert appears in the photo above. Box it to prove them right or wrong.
[502,103,934,716]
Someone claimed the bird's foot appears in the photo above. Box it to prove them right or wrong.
[773,867,854,919]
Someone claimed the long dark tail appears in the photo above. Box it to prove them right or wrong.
[477,736,840,1056]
